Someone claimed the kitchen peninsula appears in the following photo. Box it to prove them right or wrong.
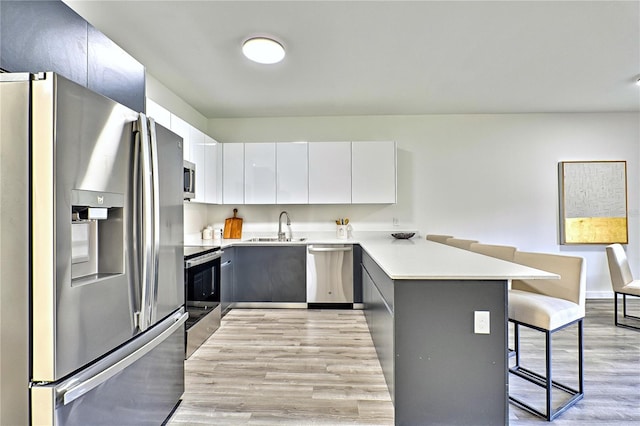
[190,233,557,425]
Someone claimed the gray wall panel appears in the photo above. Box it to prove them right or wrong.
[394,279,508,425]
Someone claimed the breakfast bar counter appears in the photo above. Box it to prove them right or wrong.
[354,235,555,425]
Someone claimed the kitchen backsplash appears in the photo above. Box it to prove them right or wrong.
[183,202,413,241]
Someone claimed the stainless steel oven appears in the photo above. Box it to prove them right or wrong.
[184,246,221,358]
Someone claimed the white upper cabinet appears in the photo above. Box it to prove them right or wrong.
[145,98,171,129]
[189,127,205,202]
[244,143,276,204]
[204,135,222,204]
[352,141,396,204]
[222,143,244,205]
[169,114,190,162]
[308,142,351,204]
[276,142,308,204]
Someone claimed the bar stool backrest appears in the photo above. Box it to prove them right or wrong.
[512,251,586,308]
[469,243,517,262]
[606,243,634,292]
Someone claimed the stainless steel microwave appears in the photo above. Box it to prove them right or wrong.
[184,160,195,200]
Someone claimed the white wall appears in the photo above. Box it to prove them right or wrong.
[208,112,640,297]
[145,72,215,242]
[145,73,209,133]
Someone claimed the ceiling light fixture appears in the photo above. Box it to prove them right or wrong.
[636,77,640,86]
[242,37,285,64]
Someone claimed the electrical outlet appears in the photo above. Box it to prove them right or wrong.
[392,217,399,226]
[474,311,490,334]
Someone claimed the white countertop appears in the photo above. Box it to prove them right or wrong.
[186,232,557,281]
[356,234,557,280]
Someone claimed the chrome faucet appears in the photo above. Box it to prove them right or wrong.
[278,211,291,241]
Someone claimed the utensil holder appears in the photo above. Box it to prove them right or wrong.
[336,225,347,239]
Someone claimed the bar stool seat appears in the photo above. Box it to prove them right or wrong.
[509,289,584,331]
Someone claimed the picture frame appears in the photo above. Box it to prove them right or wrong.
[559,160,628,244]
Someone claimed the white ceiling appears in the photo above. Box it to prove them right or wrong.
[64,0,640,119]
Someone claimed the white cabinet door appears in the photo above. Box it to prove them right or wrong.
[244,143,276,204]
[204,135,222,204]
[276,142,308,204]
[222,143,244,204]
[308,142,351,204]
[189,127,205,202]
[352,141,396,204]
[170,114,190,162]
[145,98,171,129]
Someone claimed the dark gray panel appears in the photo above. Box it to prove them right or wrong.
[221,247,234,313]
[362,250,394,311]
[87,25,145,112]
[270,246,306,302]
[362,265,394,400]
[394,279,508,426]
[352,244,363,303]
[233,247,272,302]
[234,246,306,302]
[0,0,87,85]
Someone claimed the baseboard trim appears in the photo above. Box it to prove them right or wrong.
[587,291,614,299]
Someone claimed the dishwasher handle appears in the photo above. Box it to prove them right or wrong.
[307,245,353,253]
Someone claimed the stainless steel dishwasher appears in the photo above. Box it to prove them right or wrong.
[306,244,353,307]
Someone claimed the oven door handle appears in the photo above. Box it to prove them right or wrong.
[185,251,222,268]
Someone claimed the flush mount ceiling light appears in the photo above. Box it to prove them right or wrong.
[242,37,285,64]
[636,77,640,86]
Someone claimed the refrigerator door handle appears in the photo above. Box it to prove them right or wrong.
[132,119,142,330]
[137,113,154,331]
[148,117,161,324]
[61,312,188,406]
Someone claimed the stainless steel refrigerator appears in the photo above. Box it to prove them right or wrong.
[0,72,186,425]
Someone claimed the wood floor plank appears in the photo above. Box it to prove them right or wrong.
[169,300,640,425]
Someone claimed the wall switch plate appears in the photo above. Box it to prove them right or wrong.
[392,217,399,226]
[474,311,490,334]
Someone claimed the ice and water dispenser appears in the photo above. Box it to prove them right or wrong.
[70,189,124,284]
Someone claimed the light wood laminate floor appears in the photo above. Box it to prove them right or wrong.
[168,300,640,425]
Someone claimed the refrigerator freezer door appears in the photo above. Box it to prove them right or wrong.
[32,310,187,426]
[31,73,141,382]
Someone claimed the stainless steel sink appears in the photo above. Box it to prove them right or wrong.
[245,237,307,242]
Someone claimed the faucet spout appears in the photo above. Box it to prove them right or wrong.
[278,211,291,241]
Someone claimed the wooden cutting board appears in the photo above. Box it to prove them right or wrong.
[223,208,243,239]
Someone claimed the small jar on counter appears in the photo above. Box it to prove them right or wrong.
[202,226,213,240]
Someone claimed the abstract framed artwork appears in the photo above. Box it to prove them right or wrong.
[559,161,628,244]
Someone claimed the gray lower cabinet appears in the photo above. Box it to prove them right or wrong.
[362,264,394,400]
[220,247,234,315]
[233,246,306,303]
[361,250,508,425]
